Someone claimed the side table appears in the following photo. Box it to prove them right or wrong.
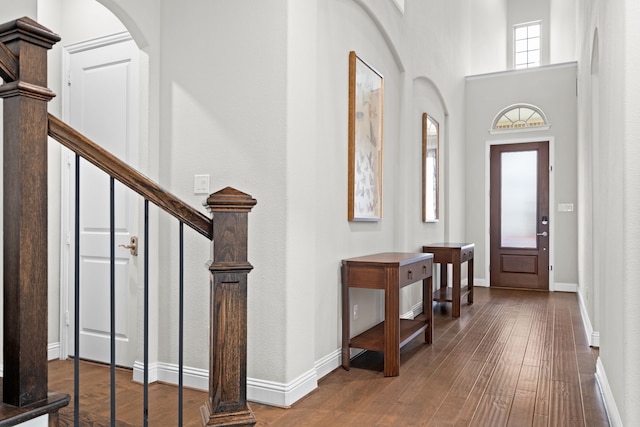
[341,252,433,377]
[422,243,474,318]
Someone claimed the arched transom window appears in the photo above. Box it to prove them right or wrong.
[491,104,549,132]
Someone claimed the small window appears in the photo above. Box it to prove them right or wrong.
[514,22,541,69]
[491,104,548,133]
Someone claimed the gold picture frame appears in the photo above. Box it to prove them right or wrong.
[422,113,439,222]
[348,51,384,221]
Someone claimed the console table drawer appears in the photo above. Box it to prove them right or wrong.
[346,265,385,289]
[399,260,432,288]
[460,247,474,262]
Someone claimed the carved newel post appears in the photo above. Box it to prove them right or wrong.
[201,187,257,427]
[0,18,60,407]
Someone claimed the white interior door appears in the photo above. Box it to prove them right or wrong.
[64,34,140,367]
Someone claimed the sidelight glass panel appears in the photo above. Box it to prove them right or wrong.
[501,151,537,248]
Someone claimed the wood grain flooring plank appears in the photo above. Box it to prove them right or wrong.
[532,413,549,427]
[579,373,610,427]
[534,298,555,420]
[507,389,536,427]
[500,334,529,365]
[549,380,586,426]
[425,395,467,427]
[485,361,522,397]
[470,393,513,426]
[534,362,552,420]
[453,352,505,425]
[505,364,540,425]
[522,301,548,367]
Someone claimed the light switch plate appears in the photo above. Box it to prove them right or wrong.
[193,174,210,194]
[558,203,574,212]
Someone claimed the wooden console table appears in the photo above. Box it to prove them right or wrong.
[341,252,433,377]
[422,243,474,318]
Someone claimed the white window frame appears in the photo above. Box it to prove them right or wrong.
[489,103,550,135]
[514,21,542,69]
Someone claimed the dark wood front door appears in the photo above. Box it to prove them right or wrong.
[490,142,549,290]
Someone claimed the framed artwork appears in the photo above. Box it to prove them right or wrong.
[422,113,439,222]
[348,51,384,221]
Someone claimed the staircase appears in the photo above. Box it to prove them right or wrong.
[0,17,256,427]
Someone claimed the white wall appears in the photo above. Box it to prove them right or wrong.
[465,64,578,287]
[622,0,640,420]
[575,0,640,424]
[550,0,577,63]
[468,0,507,75]
[287,0,318,382]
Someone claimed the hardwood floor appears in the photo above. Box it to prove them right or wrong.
[48,287,609,426]
[48,360,207,426]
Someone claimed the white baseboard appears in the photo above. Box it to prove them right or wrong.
[132,360,320,408]
[596,357,622,427]
[400,301,424,319]
[577,287,600,347]
[48,342,60,361]
[472,279,577,293]
[473,278,488,287]
[133,361,209,390]
[314,348,341,380]
[554,282,578,292]
[247,368,317,408]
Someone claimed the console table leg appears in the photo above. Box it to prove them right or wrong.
[383,268,400,377]
[440,263,448,291]
[468,258,474,304]
[424,276,433,344]
[452,262,461,318]
[341,262,351,370]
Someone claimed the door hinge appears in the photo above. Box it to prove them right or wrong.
[549,165,553,172]
[65,311,70,326]
[550,265,553,271]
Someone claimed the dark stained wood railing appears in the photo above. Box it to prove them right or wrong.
[0,16,257,427]
[47,114,213,240]
[0,17,64,420]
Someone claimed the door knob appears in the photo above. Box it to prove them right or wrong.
[118,236,138,256]
[536,231,548,237]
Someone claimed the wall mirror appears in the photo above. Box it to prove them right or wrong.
[422,113,439,222]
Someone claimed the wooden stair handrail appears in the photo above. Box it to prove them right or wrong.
[48,113,213,240]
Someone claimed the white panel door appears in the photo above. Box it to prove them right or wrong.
[66,35,139,367]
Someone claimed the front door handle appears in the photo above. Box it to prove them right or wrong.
[118,236,138,256]
[536,231,548,237]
